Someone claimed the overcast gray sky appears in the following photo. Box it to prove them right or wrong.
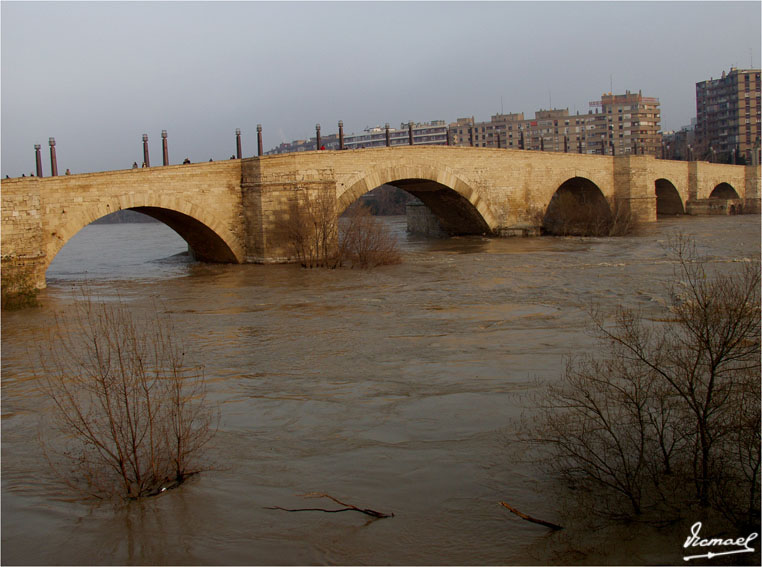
[2,1,760,176]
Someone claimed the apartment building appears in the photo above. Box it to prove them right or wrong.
[662,124,696,161]
[695,67,761,163]
[266,133,341,154]
[595,91,662,156]
[343,121,448,149]
[267,121,449,153]
[449,91,662,157]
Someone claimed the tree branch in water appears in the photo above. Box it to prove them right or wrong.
[500,501,563,530]
[266,492,394,518]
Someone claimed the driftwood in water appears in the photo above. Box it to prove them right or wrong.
[266,492,394,519]
[499,501,563,530]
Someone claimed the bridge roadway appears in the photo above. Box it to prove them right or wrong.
[2,145,760,288]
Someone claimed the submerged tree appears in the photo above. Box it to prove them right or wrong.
[532,237,760,528]
[339,203,401,269]
[39,293,217,499]
[286,188,340,268]
[286,189,401,269]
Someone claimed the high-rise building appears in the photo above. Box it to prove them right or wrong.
[595,91,662,156]
[695,67,761,163]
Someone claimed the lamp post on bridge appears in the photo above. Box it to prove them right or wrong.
[338,121,344,150]
[385,123,390,147]
[34,144,43,177]
[142,134,150,167]
[235,128,242,159]
[162,130,169,166]
[315,123,321,150]
[257,124,263,156]
[408,121,414,146]
[49,137,58,176]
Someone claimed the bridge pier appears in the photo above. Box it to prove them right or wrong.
[1,178,47,291]
[744,165,761,213]
[241,157,339,263]
[613,155,658,223]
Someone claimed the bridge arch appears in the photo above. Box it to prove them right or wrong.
[655,178,685,215]
[45,196,244,277]
[709,182,740,200]
[542,177,612,236]
[337,162,497,235]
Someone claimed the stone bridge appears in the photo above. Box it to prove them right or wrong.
[2,146,759,288]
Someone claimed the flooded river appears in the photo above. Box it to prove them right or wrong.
[2,214,759,565]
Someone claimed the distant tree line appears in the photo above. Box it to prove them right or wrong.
[92,210,159,224]
[357,185,418,216]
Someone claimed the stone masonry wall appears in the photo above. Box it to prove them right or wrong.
[2,160,245,288]
[3,147,757,289]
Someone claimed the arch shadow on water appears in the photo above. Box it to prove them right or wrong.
[384,179,490,235]
[655,178,685,216]
[542,177,612,236]
[129,207,239,263]
[710,182,740,200]
[338,165,496,236]
[45,207,242,283]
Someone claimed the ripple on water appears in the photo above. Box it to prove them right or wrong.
[2,214,759,565]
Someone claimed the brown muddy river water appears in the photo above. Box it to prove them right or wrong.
[2,215,759,565]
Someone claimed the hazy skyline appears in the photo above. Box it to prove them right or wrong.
[2,1,760,177]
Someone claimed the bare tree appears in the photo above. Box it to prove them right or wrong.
[339,203,401,268]
[39,292,217,499]
[286,191,401,269]
[531,237,760,527]
[286,188,340,268]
